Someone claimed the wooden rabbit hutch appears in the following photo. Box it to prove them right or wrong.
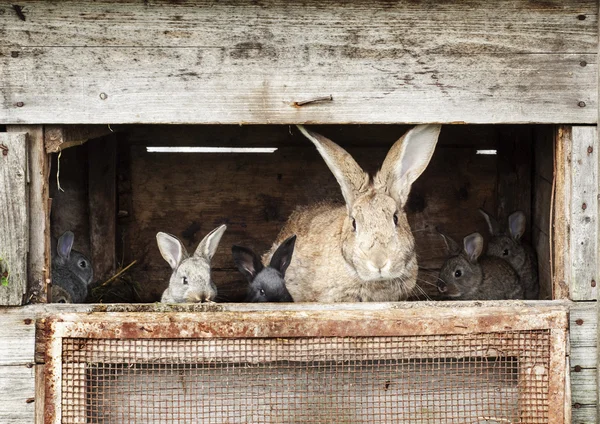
[0,1,598,423]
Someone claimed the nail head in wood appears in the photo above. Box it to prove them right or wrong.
[577,101,586,107]
[15,102,24,107]
[99,92,108,100]
[581,203,587,210]
[25,398,34,404]
[592,280,596,287]
[577,14,586,20]
[587,146,593,154]
[573,365,582,372]
[575,318,584,325]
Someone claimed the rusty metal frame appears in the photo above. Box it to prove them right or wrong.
[40,303,569,424]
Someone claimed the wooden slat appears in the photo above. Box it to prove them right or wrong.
[0,365,36,424]
[0,0,597,124]
[9,126,50,304]
[88,136,117,283]
[2,1,596,52]
[572,406,597,423]
[0,133,28,305]
[554,126,571,300]
[569,127,598,301]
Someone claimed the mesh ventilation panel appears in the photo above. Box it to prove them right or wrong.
[60,331,550,423]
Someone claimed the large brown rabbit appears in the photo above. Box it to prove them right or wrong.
[265,125,441,302]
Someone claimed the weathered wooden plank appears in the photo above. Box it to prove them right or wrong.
[0,133,28,306]
[1,46,595,124]
[88,136,117,284]
[569,127,598,301]
[2,1,597,52]
[571,368,597,405]
[572,406,597,424]
[554,126,572,300]
[8,126,50,304]
[45,125,115,153]
[0,365,36,424]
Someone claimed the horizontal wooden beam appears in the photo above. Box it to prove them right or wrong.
[0,1,597,124]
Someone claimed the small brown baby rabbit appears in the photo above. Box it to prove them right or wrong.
[437,231,524,300]
[479,209,539,299]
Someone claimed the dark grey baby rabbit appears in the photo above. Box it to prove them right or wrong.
[437,231,523,300]
[156,224,227,303]
[51,231,93,303]
[232,235,296,302]
[479,209,539,299]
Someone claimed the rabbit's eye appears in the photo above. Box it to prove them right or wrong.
[454,270,462,278]
[79,260,87,268]
[182,277,188,285]
[503,249,509,256]
[259,289,266,296]
[393,214,398,226]
[351,218,356,231]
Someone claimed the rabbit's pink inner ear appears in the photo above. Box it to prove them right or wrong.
[508,211,526,241]
[463,233,484,264]
[377,124,441,207]
[296,125,366,210]
[156,233,185,270]
[196,224,227,260]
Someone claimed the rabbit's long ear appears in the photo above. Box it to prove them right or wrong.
[57,231,75,260]
[195,224,227,260]
[437,228,461,256]
[479,208,501,235]
[463,233,484,264]
[508,211,526,241]
[156,232,187,270]
[269,235,297,276]
[297,125,367,211]
[232,246,263,282]
[376,125,441,207]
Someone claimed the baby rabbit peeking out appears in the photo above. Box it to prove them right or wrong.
[479,209,539,300]
[232,235,297,302]
[156,225,227,303]
[437,231,524,301]
[51,231,93,303]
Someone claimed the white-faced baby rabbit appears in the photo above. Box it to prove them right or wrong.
[51,231,94,303]
[479,209,539,299]
[437,231,524,300]
[232,235,296,302]
[156,224,226,303]
[264,125,441,302]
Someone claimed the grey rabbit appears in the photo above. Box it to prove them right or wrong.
[232,235,296,302]
[479,209,539,299]
[156,224,227,303]
[437,231,524,300]
[51,231,93,303]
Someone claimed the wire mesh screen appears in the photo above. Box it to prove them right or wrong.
[60,331,550,423]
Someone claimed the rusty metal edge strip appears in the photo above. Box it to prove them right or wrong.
[44,305,568,340]
[549,327,569,424]
[43,319,62,424]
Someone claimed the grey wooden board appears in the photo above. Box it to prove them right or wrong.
[0,365,35,424]
[569,127,599,301]
[0,133,28,306]
[572,406,597,424]
[0,0,598,124]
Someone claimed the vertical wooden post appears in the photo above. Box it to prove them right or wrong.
[0,133,29,305]
[568,126,598,301]
[88,136,117,283]
[7,126,50,304]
